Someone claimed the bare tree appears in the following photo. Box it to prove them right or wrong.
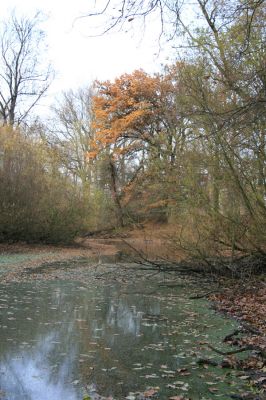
[0,12,53,126]
[78,0,265,46]
[48,87,95,190]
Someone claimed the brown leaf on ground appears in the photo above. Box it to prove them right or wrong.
[210,281,266,335]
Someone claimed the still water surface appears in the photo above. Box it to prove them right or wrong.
[0,264,251,399]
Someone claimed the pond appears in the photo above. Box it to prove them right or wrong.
[0,261,252,400]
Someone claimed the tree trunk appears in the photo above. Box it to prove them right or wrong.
[109,158,124,227]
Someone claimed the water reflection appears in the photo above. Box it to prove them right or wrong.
[0,277,251,399]
[107,300,144,336]
[0,332,79,400]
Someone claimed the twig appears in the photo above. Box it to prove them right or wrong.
[121,238,163,268]
[159,282,184,288]
[241,323,262,336]
[223,329,241,342]
[207,343,251,355]
[190,289,218,299]
[197,358,219,366]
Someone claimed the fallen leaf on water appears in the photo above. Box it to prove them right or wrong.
[208,387,219,393]
[143,388,159,397]
[144,374,159,379]
[169,396,188,400]
[167,384,178,389]
[177,368,190,376]
[255,376,266,383]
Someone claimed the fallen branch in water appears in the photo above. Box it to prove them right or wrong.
[223,329,241,342]
[197,358,219,366]
[206,343,251,356]
[208,343,266,361]
[159,282,185,288]
[230,395,264,400]
[121,238,164,268]
[121,239,210,277]
[190,289,219,299]
[241,322,262,336]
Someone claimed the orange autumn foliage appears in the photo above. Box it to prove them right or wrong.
[89,69,175,158]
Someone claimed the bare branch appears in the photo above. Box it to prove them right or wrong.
[0,11,53,126]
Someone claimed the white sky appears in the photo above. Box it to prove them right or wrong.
[1,0,174,114]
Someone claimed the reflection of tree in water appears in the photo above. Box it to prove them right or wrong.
[0,275,249,399]
[0,331,80,400]
[0,280,167,398]
[77,283,167,397]
[0,283,82,400]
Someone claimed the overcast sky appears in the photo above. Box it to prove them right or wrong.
[1,0,173,113]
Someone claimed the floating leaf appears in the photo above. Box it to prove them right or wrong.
[143,388,159,397]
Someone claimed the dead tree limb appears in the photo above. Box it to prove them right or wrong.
[190,289,219,299]
[207,343,251,355]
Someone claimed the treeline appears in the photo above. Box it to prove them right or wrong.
[0,127,90,243]
[84,0,264,261]
[0,1,265,257]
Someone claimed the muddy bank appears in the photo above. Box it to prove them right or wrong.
[0,238,120,283]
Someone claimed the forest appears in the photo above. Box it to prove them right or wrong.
[0,1,265,270]
[0,2,265,399]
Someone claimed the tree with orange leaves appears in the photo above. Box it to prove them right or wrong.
[92,70,162,152]
[90,69,181,226]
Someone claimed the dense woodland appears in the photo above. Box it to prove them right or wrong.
[0,1,265,266]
